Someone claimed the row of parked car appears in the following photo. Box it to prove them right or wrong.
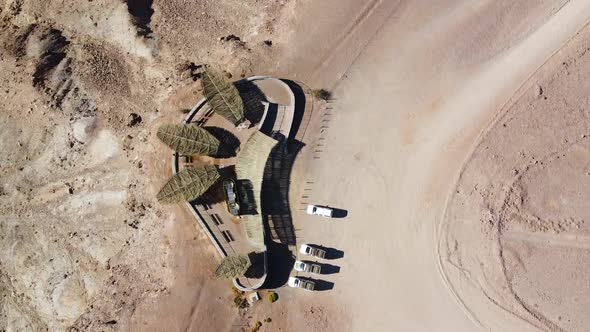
[288,204,334,291]
[287,244,325,291]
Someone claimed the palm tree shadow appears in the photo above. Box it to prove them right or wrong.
[235,80,266,126]
[195,166,236,207]
[203,126,240,158]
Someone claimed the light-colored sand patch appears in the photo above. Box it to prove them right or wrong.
[88,129,120,163]
[56,190,127,214]
[72,116,97,143]
[278,0,590,331]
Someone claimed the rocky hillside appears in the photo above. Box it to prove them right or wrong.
[0,0,294,330]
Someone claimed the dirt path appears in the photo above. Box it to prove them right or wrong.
[280,0,590,331]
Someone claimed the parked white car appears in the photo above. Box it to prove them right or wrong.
[306,204,333,218]
[294,260,322,274]
[299,244,326,259]
[287,276,315,291]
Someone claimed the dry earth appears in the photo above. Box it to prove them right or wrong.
[0,0,296,331]
[439,17,590,332]
[4,0,590,332]
[278,0,590,331]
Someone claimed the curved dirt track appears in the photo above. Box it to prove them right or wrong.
[438,15,590,331]
[278,0,590,331]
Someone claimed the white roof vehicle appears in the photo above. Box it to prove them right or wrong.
[287,276,315,291]
[299,244,326,259]
[293,260,322,274]
[306,204,333,218]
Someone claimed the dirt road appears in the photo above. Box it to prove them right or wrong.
[283,0,590,330]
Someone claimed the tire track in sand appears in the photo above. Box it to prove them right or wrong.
[502,230,590,250]
[436,0,590,330]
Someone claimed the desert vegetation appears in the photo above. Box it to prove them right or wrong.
[215,255,252,279]
[267,292,278,303]
[312,88,332,101]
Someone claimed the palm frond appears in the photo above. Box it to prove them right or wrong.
[157,124,219,156]
[201,69,245,125]
[157,165,220,203]
[215,254,251,279]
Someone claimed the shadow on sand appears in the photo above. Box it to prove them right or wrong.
[244,252,265,279]
[331,207,348,218]
[317,263,340,275]
[235,80,266,125]
[261,240,295,289]
[195,167,236,207]
[203,126,240,158]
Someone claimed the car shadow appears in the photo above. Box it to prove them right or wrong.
[314,279,335,291]
[331,208,348,218]
[318,263,340,275]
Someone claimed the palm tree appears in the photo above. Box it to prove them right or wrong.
[201,68,246,126]
[157,124,220,156]
[156,166,220,203]
[215,254,251,279]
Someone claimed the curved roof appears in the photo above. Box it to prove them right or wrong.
[157,165,220,203]
[157,124,219,156]
[236,131,278,247]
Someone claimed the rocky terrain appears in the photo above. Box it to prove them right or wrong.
[0,0,294,330]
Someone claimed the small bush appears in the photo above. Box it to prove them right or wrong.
[267,292,278,303]
[312,88,332,101]
[234,295,248,309]
[179,108,191,114]
[264,317,272,323]
[231,286,241,297]
[251,321,262,332]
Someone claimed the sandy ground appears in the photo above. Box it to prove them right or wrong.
[4,0,590,331]
[279,0,590,331]
[439,15,590,332]
[0,1,294,331]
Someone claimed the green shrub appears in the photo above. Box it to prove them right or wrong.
[267,292,278,303]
